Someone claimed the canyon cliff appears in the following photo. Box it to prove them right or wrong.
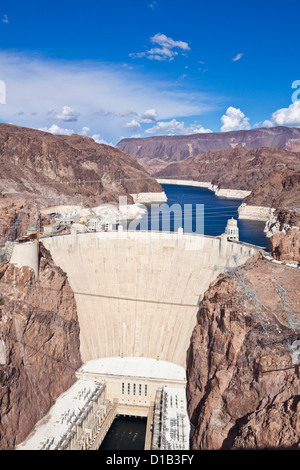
[0,123,164,208]
[154,146,300,194]
[117,126,300,174]
[186,254,300,450]
[0,244,82,450]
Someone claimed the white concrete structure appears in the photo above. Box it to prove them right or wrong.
[76,357,187,418]
[87,218,101,232]
[42,230,260,367]
[17,357,189,451]
[225,217,239,241]
[10,240,39,278]
[43,224,63,234]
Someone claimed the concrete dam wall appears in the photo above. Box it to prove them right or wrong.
[42,231,260,367]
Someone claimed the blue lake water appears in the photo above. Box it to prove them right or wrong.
[134,184,269,249]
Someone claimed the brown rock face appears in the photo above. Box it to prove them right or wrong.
[0,193,43,244]
[243,169,300,210]
[117,126,300,174]
[0,123,164,208]
[155,146,300,193]
[0,244,82,450]
[231,396,300,449]
[186,254,300,450]
[269,230,300,262]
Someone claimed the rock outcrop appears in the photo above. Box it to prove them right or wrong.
[186,254,300,450]
[269,230,300,262]
[0,193,43,244]
[117,126,300,174]
[0,123,164,208]
[242,169,300,209]
[0,244,82,450]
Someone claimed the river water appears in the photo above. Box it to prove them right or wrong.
[99,416,147,450]
[134,184,269,249]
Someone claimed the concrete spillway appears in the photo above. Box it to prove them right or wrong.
[42,230,259,367]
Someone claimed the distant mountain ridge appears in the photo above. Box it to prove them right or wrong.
[0,123,164,207]
[117,126,300,174]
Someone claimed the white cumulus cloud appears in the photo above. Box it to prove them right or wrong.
[55,105,80,122]
[145,119,211,136]
[123,119,141,132]
[91,134,113,146]
[38,124,75,135]
[220,106,251,132]
[38,124,113,145]
[140,109,158,123]
[262,101,300,128]
[80,126,90,135]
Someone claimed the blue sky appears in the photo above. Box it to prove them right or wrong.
[0,0,299,145]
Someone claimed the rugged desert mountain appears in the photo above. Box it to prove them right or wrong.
[243,168,300,231]
[0,245,82,450]
[155,146,300,192]
[0,123,164,208]
[243,168,300,209]
[117,126,300,174]
[186,252,300,450]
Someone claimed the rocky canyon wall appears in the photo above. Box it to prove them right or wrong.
[269,230,300,262]
[186,254,300,450]
[0,244,82,450]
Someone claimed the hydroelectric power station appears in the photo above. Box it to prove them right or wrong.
[15,226,262,450]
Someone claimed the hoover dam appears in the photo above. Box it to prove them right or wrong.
[16,228,262,450]
[42,229,259,366]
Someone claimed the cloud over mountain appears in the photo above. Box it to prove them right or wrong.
[221,106,251,132]
[263,101,300,128]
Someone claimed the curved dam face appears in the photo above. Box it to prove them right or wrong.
[42,231,259,367]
